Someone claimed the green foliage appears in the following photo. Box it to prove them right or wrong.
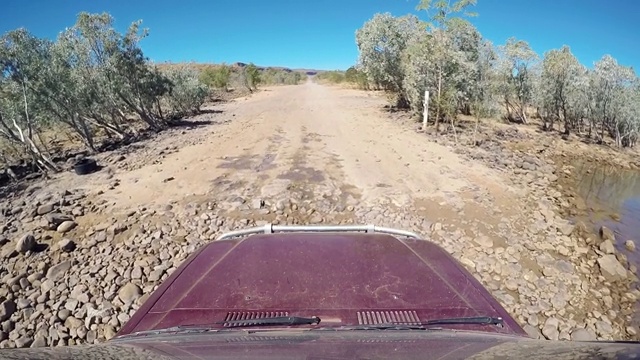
[356,13,424,107]
[495,37,538,123]
[243,63,261,91]
[354,0,640,147]
[200,64,231,91]
[536,46,586,133]
[0,11,218,169]
[345,67,370,89]
[417,0,478,29]
[162,66,208,118]
[317,71,345,83]
[260,68,306,85]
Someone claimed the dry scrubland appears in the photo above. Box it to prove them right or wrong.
[0,82,638,348]
[1,0,640,349]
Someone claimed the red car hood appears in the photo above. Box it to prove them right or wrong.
[119,233,525,336]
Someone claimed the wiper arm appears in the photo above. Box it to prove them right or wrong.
[219,316,321,328]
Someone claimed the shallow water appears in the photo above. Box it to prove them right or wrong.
[572,160,640,265]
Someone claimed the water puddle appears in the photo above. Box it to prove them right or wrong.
[571,159,640,266]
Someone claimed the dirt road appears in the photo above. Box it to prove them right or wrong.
[8,80,635,346]
[65,81,523,232]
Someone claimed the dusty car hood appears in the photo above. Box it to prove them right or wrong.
[1,332,639,359]
[119,233,525,336]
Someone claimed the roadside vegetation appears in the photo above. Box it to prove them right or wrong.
[316,67,371,90]
[0,13,306,177]
[344,0,640,148]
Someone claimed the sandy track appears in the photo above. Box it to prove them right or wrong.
[52,81,520,226]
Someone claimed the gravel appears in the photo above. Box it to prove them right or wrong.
[0,126,637,349]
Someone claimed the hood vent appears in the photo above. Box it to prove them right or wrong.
[357,311,420,325]
[223,311,289,327]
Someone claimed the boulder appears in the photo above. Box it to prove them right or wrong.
[15,234,36,253]
[0,300,16,322]
[599,240,616,255]
[597,255,628,282]
[118,283,142,304]
[599,226,615,242]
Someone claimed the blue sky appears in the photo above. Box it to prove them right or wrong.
[1,0,638,71]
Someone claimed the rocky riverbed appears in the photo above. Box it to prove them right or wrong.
[0,86,639,349]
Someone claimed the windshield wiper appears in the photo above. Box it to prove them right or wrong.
[423,316,504,327]
[317,316,504,331]
[219,316,321,328]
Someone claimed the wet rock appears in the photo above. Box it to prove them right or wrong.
[57,221,77,234]
[597,255,628,282]
[15,234,36,253]
[625,240,636,252]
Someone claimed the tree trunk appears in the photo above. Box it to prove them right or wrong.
[435,68,442,135]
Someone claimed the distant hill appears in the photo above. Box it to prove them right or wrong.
[154,61,326,76]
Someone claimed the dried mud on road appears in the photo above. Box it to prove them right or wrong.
[0,82,638,348]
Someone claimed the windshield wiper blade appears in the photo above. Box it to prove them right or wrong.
[323,316,504,331]
[219,316,321,328]
[423,316,504,327]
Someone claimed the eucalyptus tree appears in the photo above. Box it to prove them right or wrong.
[356,13,424,108]
[589,55,638,146]
[0,29,59,171]
[162,66,208,118]
[415,0,478,132]
[537,46,586,134]
[495,37,538,124]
